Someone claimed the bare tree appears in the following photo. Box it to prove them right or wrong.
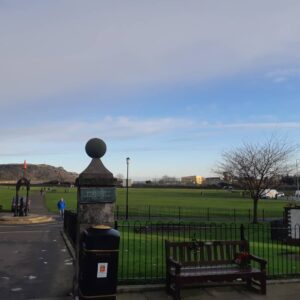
[218,138,295,223]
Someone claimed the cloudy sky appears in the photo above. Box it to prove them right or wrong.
[1,0,300,180]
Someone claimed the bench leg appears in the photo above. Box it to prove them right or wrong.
[260,278,266,295]
[174,279,181,300]
[246,278,252,288]
[166,273,172,294]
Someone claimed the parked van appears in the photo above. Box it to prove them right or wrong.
[261,189,278,199]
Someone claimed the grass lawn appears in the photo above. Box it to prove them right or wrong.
[42,187,292,219]
[0,186,16,210]
[0,186,293,219]
[0,186,47,210]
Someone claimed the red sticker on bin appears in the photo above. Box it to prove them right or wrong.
[97,263,108,278]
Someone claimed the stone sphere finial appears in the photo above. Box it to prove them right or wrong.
[85,138,107,159]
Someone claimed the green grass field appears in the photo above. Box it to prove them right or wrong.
[0,186,16,210]
[0,186,45,210]
[42,187,291,220]
[0,186,293,219]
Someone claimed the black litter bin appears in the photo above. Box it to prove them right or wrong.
[79,225,120,300]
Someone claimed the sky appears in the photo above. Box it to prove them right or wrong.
[1,0,300,180]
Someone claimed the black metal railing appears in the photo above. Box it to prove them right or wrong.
[115,205,281,222]
[63,210,77,246]
[117,221,300,284]
[63,211,300,284]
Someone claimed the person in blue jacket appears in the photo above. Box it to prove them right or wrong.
[57,197,66,219]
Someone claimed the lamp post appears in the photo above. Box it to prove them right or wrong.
[296,160,299,192]
[126,157,130,220]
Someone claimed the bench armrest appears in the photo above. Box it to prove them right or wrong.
[166,257,182,274]
[249,254,267,270]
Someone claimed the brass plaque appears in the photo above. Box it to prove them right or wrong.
[80,187,116,203]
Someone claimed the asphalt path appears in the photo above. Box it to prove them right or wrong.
[0,193,73,300]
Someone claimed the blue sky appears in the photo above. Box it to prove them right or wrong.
[1,0,300,180]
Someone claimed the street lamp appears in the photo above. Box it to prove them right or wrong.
[126,157,130,220]
[296,160,299,192]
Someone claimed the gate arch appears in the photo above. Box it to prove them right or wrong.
[14,177,30,216]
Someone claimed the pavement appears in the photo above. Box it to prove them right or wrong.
[1,192,300,299]
[0,192,73,300]
[116,281,300,300]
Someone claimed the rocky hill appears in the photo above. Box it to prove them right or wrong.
[0,164,78,184]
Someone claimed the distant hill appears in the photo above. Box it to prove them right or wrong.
[0,164,78,184]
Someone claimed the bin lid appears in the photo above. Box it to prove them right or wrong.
[92,225,111,230]
[81,225,120,250]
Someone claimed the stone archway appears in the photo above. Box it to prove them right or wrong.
[14,177,30,216]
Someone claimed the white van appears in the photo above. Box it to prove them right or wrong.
[261,189,278,199]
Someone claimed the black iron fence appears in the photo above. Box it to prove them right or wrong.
[63,211,300,284]
[64,210,77,246]
[116,221,300,284]
[115,205,282,222]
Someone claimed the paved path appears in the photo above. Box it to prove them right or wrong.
[29,191,55,216]
[116,281,300,300]
[0,192,73,299]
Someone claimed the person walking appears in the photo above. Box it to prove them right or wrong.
[57,198,66,219]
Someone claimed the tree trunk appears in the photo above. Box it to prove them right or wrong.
[252,197,258,223]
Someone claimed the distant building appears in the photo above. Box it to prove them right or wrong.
[181,175,204,185]
[223,172,233,184]
[159,176,180,185]
[122,179,132,187]
[204,177,221,186]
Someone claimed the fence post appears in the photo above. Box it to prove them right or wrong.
[248,209,251,222]
[63,210,67,230]
[240,224,245,240]
[207,208,210,222]
[178,207,181,222]
[233,208,236,222]
[116,205,119,220]
[148,205,151,221]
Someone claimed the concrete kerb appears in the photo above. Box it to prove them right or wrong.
[0,213,55,224]
[60,230,76,260]
[117,279,300,294]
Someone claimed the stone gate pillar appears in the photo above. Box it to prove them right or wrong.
[76,138,116,229]
[74,138,118,299]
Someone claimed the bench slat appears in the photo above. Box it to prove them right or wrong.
[220,244,225,261]
[187,245,193,262]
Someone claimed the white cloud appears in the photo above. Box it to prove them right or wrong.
[266,67,300,83]
[0,116,195,155]
[1,1,300,104]
[1,115,299,157]
[210,122,300,130]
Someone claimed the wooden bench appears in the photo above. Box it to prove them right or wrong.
[165,240,267,299]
